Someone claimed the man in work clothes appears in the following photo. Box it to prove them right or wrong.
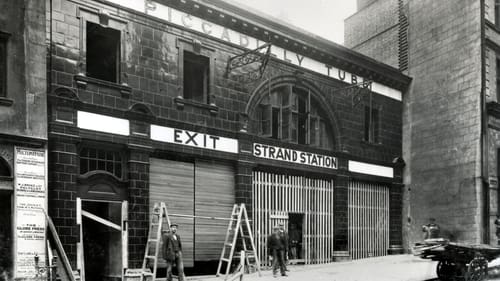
[268,225,288,277]
[163,223,185,281]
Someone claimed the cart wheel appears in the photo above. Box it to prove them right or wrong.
[464,255,488,281]
[436,260,455,281]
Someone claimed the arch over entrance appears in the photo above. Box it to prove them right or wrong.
[245,75,342,150]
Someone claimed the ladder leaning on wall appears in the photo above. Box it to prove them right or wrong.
[140,202,171,281]
[216,204,261,280]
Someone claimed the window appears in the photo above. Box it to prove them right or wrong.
[80,147,123,178]
[256,85,333,149]
[0,34,6,97]
[364,105,380,143]
[86,21,120,83]
[496,0,500,29]
[497,58,500,101]
[183,51,209,103]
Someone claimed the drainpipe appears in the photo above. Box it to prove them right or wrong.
[480,0,490,244]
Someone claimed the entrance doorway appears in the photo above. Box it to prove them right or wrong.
[288,213,304,263]
[79,200,127,281]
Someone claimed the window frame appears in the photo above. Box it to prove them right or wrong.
[177,38,215,104]
[77,7,127,84]
[364,104,382,144]
[0,32,10,98]
[78,145,126,180]
[496,0,500,29]
[257,84,333,149]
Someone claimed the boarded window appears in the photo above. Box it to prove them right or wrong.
[364,105,380,143]
[80,147,123,178]
[86,21,120,83]
[183,51,209,103]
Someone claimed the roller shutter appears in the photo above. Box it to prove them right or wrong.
[194,160,235,261]
[150,158,194,267]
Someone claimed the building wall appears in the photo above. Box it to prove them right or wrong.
[405,0,483,244]
[0,0,47,139]
[345,0,399,69]
[345,0,484,247]
[0,1,47,280]
[47,0,409,269]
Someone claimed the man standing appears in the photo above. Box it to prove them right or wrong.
[278,223,289,270]
[268,225,287,277]
[163,223,185,281]
[422,218,440,240]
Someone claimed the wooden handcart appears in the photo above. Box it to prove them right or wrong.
[414,239,500,281]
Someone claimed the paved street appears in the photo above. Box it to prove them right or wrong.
[183,254,500,281]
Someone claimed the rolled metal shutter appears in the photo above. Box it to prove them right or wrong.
[150,158,195,267]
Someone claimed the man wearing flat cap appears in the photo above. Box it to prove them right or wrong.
[163,223,184,281]
[267,225,287,277]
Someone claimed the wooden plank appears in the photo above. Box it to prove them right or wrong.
[82,210,121,231]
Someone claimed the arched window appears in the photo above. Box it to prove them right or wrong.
[79,147,123,179]
[255,85,333,150]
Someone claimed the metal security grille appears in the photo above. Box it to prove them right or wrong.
[252,171,335,265]
[348,180,390,260]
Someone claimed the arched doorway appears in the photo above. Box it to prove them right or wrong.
[77,171,128,281]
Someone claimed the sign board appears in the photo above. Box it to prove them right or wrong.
[253,143,337,169]
[151,125,238,154]
[14,147,47,279]
[109,0,402,101]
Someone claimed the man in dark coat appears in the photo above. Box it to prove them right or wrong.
[278,223,289,271]
[268,225,287,277]
[163,223,184,281]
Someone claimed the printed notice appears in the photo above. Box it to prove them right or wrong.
[14,147,47,279]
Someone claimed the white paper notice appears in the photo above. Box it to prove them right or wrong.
[14,147,47,279]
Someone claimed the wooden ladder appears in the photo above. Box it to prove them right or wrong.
[216,204,261,280]
[140,202,171,281]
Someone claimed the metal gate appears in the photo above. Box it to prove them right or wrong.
[348,180,389,260]
[252,171,335,265]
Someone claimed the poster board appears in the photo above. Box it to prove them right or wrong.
[14,147,47,279]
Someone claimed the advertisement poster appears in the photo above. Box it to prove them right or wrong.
[14,147,47,279]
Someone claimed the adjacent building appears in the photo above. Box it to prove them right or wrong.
[0,0,48,280]
[46,0,410,278]
[345,0,496,248]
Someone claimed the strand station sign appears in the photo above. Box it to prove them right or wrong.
[253,143,338,169]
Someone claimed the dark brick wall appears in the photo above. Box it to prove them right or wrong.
[48,138,78,268]
[389,184,403,246]
[334,175,349,251]
[127,150,150,268]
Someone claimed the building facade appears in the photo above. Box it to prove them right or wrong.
[345,0,495,249]
[0,1,48,280]
[47,0,410,278]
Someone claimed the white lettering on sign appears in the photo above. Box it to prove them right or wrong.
[14,147,47,279]
[253,143,337,169]
[151,124,238,153]
[109,0,402,101]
